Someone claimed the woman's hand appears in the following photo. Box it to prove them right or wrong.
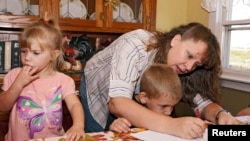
[109,118,132,133]
[217,111,241,124]
[65,126,85,141]
[237,107,250,116]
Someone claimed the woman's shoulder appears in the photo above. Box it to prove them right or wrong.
[118,29,152,45]
[127,29,152,36]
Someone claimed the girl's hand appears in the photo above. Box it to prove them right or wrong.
[171,117,207,139]
[15,66,39,88]
[65,126,85,141]
[109,118,131,133]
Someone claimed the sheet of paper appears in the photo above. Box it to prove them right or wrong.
[131,130,207,141]
[235,116,250,124]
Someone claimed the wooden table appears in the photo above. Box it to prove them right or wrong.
[28,128,147,141]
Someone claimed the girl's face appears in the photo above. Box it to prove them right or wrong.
[20,42,54,75]
[167,34,208,74]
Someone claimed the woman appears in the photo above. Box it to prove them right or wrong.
[80,22,240,139]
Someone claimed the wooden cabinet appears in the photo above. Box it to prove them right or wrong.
[0,0,156,34]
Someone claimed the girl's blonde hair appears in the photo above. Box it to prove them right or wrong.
[19,16,63,70]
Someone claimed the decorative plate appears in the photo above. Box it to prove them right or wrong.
[60,0,87,19]
[29,5,39,16]
[0,0,27,15]
[89,12,96,20]
[113,2,134,22]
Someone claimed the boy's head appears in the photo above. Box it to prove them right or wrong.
[136,64,182,116]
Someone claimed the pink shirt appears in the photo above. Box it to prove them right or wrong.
[2,68,76,141]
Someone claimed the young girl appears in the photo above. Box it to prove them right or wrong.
[109,64,183,133]
[0,17,85,141]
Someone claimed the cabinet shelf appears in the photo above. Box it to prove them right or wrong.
[0,0,156,33]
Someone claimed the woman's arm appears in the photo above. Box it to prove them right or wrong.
[202,103,241,124]
[109,97,207,139]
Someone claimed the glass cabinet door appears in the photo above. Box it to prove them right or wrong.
[25,0,39,16]
[0,0,39,16]
[58,0,102,32]
[59,0,96,21]
[111,0,143,23]
[103,0,148,30]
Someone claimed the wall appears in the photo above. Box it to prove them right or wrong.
[156,0,187,31]
[222,87,250,115]
[156,0,208,31]
[156,0,250,116]
[186,0,208,26]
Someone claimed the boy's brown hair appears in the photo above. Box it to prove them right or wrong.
[140,64,182,100]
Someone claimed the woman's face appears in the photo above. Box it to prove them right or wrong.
[167,34,208,74]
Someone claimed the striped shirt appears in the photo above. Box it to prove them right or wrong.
[84,29,156,128]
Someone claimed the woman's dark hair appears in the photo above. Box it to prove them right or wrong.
[179,68,222,107]
[147,22,222,107]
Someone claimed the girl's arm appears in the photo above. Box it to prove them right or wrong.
[0,67,38,112]
[0,82,23,111]
[109,97,207,139]
[64,94,85,141]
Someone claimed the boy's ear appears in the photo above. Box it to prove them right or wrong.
[170,34,181,47]
[137,92,148,104]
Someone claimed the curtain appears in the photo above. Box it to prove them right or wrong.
[201,0,227,12]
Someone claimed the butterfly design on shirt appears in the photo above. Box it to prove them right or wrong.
[16,86,63,138]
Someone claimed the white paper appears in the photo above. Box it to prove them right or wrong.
[235,116,250,123]
[131,130,207,141]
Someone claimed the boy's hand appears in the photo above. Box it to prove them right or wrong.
[171,117,207,139]
[109,118,132,133]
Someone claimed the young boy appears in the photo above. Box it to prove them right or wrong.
[109,64,182,133]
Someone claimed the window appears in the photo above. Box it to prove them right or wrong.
[201,0,250,92]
